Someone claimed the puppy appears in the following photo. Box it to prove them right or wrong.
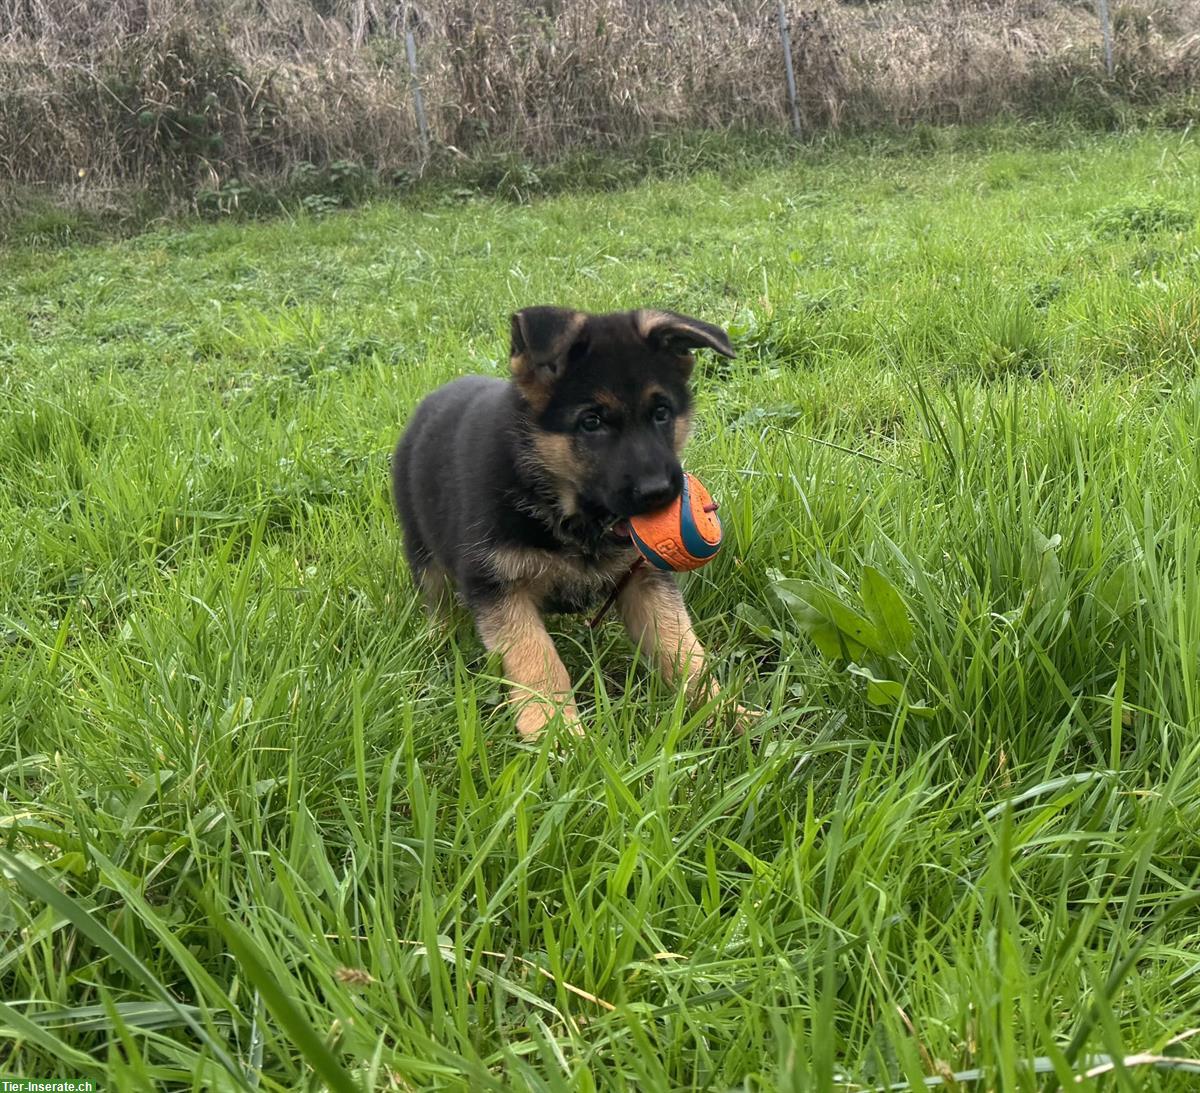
[391,306,736,738]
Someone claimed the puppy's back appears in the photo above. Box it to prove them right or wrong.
[391,375,514,575]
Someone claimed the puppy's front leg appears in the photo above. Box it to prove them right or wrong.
[476,592,582,739]
[617,567,719,708]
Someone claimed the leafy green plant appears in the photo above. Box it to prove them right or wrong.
[977,298,1050,379]
[195,177,270,218]
[771,566,935,716]
[1091,196,1195,238]
[300,192,343,217]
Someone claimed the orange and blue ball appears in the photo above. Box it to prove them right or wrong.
[628,472,723,572]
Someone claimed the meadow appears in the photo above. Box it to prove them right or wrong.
[3,124,1200,1089]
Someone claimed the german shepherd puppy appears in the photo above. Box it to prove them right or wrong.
[391,306,735,739]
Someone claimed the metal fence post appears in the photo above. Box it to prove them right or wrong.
[405,28,431,160]
[1096,0,1114,76]
[777,2,802,138]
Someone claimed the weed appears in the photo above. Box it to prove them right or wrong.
[1091,195,1196,238]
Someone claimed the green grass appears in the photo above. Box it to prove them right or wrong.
[3,124,1200,1090]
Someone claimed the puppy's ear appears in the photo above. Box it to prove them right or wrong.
[635,310,736,372]
[510,306,588,407]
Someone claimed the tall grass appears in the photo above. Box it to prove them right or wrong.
[2,126,1200,1087]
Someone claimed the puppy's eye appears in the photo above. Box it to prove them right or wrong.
[652,404,672,424]
[578,412,604,433]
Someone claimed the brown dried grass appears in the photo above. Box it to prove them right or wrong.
[1,0,1197,193]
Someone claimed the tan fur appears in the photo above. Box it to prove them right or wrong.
[489,543,635,610]
[634,309,735,368]
[416,563,453,639]
[529,433,584,516]
[482,549,750,736]
[530,434,582,478]
[509,310,588,411]
[509,356,552,412]
[617,568,758,730]
[673,410,692,453]
[476,592,582,739]
[617,567,717,706]
[633,310,682,342]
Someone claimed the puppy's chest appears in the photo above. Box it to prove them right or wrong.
[489,545,637,614]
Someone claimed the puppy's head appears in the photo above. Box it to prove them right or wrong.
[509,306,734,524]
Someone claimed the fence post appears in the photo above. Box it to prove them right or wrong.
[777,3,802,138]
[1096,0,1114,77]
[405,28,431,161]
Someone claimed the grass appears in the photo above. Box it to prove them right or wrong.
[2,124,1200,1089]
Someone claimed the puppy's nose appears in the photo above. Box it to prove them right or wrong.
[630,476,678,514]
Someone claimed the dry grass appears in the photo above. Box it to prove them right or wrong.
[1,0,1198,198]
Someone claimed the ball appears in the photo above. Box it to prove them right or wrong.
[628,472,723,572]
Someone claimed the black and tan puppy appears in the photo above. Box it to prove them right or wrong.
[391,306,736,738]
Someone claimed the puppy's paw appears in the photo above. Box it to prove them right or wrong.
[516,701,584,741]
[727,702,764,735]
[425,614,453,645]
[697,681,762,735]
